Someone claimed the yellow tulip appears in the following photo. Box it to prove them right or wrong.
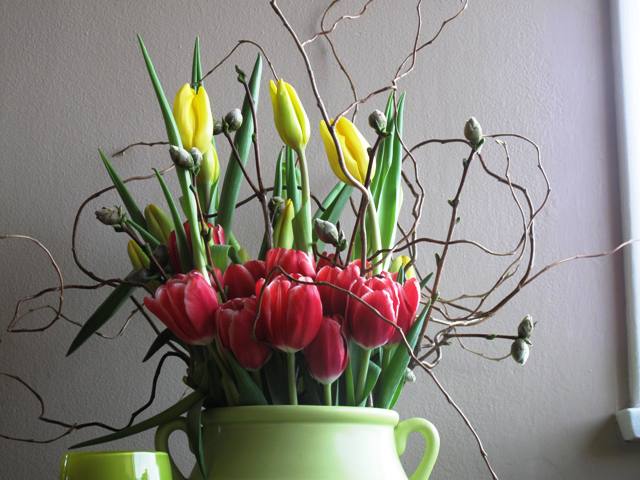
[389,255,416,279]
[127,240,150,270]
[172,83,214,153]
[197,145,220,187]
[319,117,373,185]
[269,79,310,151]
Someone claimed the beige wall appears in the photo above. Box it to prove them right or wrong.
[1,0,639,478]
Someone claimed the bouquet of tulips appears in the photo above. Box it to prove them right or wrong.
[67,36,482,461]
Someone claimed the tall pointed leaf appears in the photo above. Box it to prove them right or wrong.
[154,169,190,272]
[67,282,135,356]
[70,391,204,448]
[216,55,263,236]
[99,150,146,228]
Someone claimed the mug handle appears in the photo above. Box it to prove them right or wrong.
[395,417,440,480]
[155,418,189,480]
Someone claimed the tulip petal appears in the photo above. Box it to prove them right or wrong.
[283,82,310,147]
[184,274,218,343]
[193,87,214,153]
[174,83,197,150]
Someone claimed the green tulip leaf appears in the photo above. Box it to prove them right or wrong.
[143,329,176,363]
[217,54,263,236]
[186,397,207,479]
[226,355,268,405]
[154,169,190,272]
[285,147,300,211]
[209,244,231,271]
[67,282,136,356]
[377,93,405,269]
[99,150,147,228]
[358,361,381,407]
[374,305,426,409]
[71,390,205,449]
[263,352,289,405]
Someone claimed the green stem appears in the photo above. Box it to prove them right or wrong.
[287,352,298,405]
[207,344,236,405]
[323,383,332,406]
[296,148,313,255]
[356,348,372,404]
[365,192,382,275]
[177,168,208,280]
[345,360,355,406]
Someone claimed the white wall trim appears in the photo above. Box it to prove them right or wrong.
[611,0,640,442]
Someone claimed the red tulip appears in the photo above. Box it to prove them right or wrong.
[143,271,218,345]
[265,247,316,278]
[316,262,361,316]
[346,274,399,349]
[223,260,266,299]
[255,275,323,352]
[390,277,420,343]
[304,316,348,384]
[216,296,271,370]
[168,221,225,273]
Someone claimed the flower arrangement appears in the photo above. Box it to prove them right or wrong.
[2,2,629,478]
[69,37,437,440]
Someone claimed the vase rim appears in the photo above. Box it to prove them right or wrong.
[202,405,400,426]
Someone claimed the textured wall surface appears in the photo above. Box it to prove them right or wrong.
[1,0,639,478]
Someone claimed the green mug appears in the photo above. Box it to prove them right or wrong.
[60,451,173,480]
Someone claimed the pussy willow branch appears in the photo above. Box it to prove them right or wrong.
[201,39,278,82]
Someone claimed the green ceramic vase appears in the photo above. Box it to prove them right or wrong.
[155,406,439,480]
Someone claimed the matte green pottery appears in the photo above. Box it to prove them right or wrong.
[155,406,439,480]
[59,451,172,480]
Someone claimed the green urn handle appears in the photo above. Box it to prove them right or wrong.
[155,417,189,480]
[394,417,440,480]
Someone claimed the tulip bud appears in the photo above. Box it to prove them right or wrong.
[224,108,243,132]
[304,316,348,385]
[389,255,416,280]
[95,206,125,226]
[320,117,373,185]
[269,79,310,151]
[223,260,267,299]
[196,146,220,187]
[390,276,420,344]
[265,247,316,278]
[127,240,150,270]
[273,199,295,249]
[144,204,174,245]
[173,83,214,153]
[346,273,399,349]
[168,221,225,273]
[144,271,219,345]
[314,218,340,247]
[255,275,323,352]
[368,109,387,135]
[511,338,530,365]
[169,145,194,169]
[517,314,534,339]
[316,262,361,317]
[464,117,484,147]
[216,296,271,370]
